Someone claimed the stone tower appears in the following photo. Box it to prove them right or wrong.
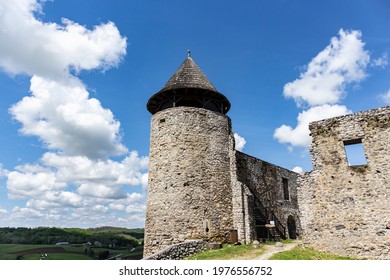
[144,53,235,257]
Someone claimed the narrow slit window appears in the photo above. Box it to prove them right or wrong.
[282,178,289,200]
[343,139,367,166]
[204,220,210,233]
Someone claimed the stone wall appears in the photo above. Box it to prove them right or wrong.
[144,107,234,257]
[234,152,301,242]
[299,106,390,259]
[143,240,208,260]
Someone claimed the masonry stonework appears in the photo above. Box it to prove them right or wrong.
[234,152,301,242]
[144,54,301,258]
[143,240,208,260]
[144,107,235,257]
[299,106,390,259]
[143,54,390,260]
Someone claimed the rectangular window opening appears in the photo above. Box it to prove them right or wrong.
[343,139,367,166]
[282,178,289,200]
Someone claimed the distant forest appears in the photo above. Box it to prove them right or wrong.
[0,227,144,247]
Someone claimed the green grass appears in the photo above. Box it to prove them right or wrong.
[0,244,58,260]
[186,240,297,260]
[280,239,294,244]
[187,243,266,260]
[0,244,93,260]
[186,241,356,260]
[0,243,142,260]
[269,244,357,260]
[22,253,92,260]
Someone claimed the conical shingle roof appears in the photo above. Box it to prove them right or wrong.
[147,54,230,114]
[158,56,218,93]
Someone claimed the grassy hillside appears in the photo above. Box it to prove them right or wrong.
[0,227,144,260]
[0,227,144,247]
[88,227,144,242]
[0,243,143,260]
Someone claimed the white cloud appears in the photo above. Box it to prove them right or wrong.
[283,29,370,107]
[92,205,109,213]
[372,53,388,68]
[7,151,148,200]
[11,206,45,219]
[1,193,147,228]
[0,0,126,79]
[0,207,7,215]
[26,192,84,209]
[140,173,149,191]
[1,0,128,160]
[109,204,126,212]
[78,183,126,199]
[380,88,390,105]
[0,0,151,227]
[126,204,146,214]
[1,151,148,227]
[0,163,9,177]
[234,133,246,151]
[4,151,148,227]
[7,170,67,200]
[275,29,372,151]
[274,104,351,148]
[292,166,304,174]
[10,75,128,159]
[41,151,148,187]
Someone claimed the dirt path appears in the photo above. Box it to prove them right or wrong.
[255,240,301,260]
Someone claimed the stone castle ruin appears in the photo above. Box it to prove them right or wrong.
[143,54,389,259]
[299,106,390,259]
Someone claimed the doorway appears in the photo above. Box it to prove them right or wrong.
[287,216,297,239]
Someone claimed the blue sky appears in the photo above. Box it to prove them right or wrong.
[0,0,389,228]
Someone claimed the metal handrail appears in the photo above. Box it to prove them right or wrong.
[248,186,286,239]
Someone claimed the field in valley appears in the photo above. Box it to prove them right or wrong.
[0,243,144,260]
[0,227,144,260]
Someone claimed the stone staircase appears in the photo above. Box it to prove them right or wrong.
[251,189,286,241]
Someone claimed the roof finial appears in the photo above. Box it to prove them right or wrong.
[187,49,191,58]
